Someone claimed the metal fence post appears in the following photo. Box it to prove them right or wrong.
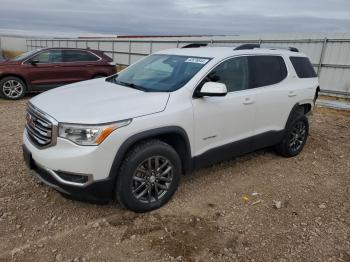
[149,40,153,54]
[318,37,328,76]
[112,41,115,62]
[128,40,131,65]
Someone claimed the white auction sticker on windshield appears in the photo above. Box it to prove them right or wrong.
[184,58,209,64]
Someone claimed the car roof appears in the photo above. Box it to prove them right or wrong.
[156,46,307,60]
[38,47,99,52]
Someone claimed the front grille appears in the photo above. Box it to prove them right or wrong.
[26,103,58,148]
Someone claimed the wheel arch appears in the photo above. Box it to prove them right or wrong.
[285,102,312,129]
[108,126,193,184]
[0,74,30,91]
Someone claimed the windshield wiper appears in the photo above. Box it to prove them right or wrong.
[105,76,148,92]
[115,80,147,92]
[105,75,117,84]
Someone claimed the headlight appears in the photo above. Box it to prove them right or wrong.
[58,119,131,146]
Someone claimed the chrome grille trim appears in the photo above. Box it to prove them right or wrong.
[26,102,58,149]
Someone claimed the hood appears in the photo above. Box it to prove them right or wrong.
[30,78,170,124]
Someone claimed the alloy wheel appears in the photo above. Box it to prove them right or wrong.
[289,121,306,152]
[131,156,173,204]
[2,80,24,99]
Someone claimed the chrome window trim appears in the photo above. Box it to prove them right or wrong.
[21,48,102,65]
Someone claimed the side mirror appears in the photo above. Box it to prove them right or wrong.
[30,59,39,65]
[198,82,227,97]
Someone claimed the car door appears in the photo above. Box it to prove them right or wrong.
[61,50,100,82]
[248,55,295,137]
[23,49,66,90]
[192,56,256,164]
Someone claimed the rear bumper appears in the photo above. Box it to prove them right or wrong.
[23,144,114,203]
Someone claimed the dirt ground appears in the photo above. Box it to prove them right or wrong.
[0,99,349,262]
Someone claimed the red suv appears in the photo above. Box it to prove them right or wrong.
[0,48,116,100]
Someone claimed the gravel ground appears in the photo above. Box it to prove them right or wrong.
[0,99,349,262]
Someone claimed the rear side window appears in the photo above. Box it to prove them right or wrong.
[290,56,317,78]
[249,56,287,88]
[63,50,100,62]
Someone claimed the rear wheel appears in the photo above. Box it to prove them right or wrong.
[275,114,309,157]
[116,140,181,213]
[0,76,26,100]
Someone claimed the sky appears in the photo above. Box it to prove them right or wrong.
[0,0,350,37]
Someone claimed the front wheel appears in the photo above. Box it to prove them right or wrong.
[116,140,182,212]
[276,115,309,157]
[0,76,26,100]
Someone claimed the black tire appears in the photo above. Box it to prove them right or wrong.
[275,113,309,157]
[116,139,182,213]
[0,76,26,100]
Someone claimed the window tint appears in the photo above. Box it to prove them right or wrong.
[32,50,62,63]
[63,50,99,62]
[290,56,317,78]
[206,56,249,92]
[249,56,287,88]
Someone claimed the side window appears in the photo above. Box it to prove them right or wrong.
[31,50,62,63]
[290,56,317,78]
[206,56,249,92]
[63,50,100,62]
[249,56,287,88]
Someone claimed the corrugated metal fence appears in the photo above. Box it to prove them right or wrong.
[26,36,350,96]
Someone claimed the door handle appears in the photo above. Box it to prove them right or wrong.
[288,91,297,97]
[243,97,255,105]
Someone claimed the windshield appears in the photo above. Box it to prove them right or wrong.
[107,54,211,92]
[11,49,42,61]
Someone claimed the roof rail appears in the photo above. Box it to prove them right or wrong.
[288,47,299,52]
[181,43,208,48]
[234,44,299,52]
[234,44,260,50]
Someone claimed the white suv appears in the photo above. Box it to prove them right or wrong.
[23,45,319,212]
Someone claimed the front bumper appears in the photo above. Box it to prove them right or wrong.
[22,144,114,203]
[23,129,119,181]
